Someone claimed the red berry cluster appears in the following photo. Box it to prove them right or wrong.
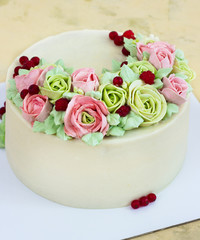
[109,30,136,57]
[140,71,155,85]
[131,193,157,209]
[55,98,69,111]
[20,84,40,99]
[116,105,131,117]
[0,101,6,120]
[13,56,40,78]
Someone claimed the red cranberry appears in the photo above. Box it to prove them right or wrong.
[19,56,29,65]
[28,84,39,95]
[114,35,124,46]
[23,60,35,70]
[116,105,131,117]
[14,66,22,75]
[147,193,157,203]
[122,47,130,56]
[31,56,40,66]
[4,101,6,108]
[13,73,17,78]
[123,30,136,40]
[131,200,140,209]
[0,107,6,119]
[139,196,149,207]
[109,31,118,40]
[113,76,123,87]
[55,98,69,111]
[120,61,128,67]
[20,89,29,99]
[140,71,155,85]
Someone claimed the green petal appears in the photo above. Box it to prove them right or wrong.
[82,132,104,146]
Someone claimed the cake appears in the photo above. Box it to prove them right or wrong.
[1,29,195,209]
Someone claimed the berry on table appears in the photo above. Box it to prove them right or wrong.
[55,98,69,111]
[131,200,140,209]
[147,193,157,203]
[139,196,149,207]
[113,76,123,87]
[28,84,40,95]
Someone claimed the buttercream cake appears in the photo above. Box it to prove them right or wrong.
[2,29,195,209]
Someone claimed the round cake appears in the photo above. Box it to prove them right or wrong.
[4,30,194,209]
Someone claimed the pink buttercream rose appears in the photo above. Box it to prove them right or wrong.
[160,74,188,105]
[15,66,54,92]
[21,93,52,124]
[64,95,109,138]
[136,41,175,69]
[71,68,99,93]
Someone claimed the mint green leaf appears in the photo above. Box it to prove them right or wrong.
[62,92,79,100]
[142,51,150,60]
[18,69,30,76]
[0,114,6,148]
[46,66,69,79]
[7,79,18,100]
[85,91,101,100]
[175,49,185,61]
[163,103,179,120]
[112,59,121,72]
[118,115,128,128]
[38,58,47,67]
[50,108,65,125]
[155,68,172,79]
[107,113,120,126]
[120,65,139,83]
[123,111,143,130]
[187,83,193,94]
[102,68,110,74]
[33,121,46,133]
[106,126,125,137]
[44,115,59,135]
[152,78,163,89]
[124,38,137,56]
[127,56,137,64]
[12,93,23,107]
[54,59,73,74]
[56,125,72,141]
[100,72,118,85]
[82,132,104,146]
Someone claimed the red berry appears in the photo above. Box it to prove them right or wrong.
[122,47,130,56]
[131,200,140,209]
[0,107,6,119]
[139,196,149,207]
[20,89,29,99]
[19,56,29,65]
[28,84,39,95]
[55,98,69,111]
[23,60,35,70]
[13,73,17,78]
[109,31,118,40]
[123,30,136,40]
[4,101,6,108]
[147,193,157,203]
[140,71,155,85]
[113,76,123,87]
[120,61,128,67]
[114,35,124,46]
[14,66,22,75]
[31,56,40,66]
[116,105,131,117]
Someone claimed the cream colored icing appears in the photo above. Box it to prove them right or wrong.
[5,30,190,208]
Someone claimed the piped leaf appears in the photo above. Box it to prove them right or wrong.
[112,59,121,72]
[107,113,120,126]
[82,132,104,146]
[155,68,172,79]
[163,103,179,120]
[120,65,139,83]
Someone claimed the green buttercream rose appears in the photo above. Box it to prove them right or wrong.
[40,66,71,102]
[173,59,196,82]
[128,80,167,126]
[99,84,127,113]
[129,60,156,75]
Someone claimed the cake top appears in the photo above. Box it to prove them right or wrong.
[1,29,195,147]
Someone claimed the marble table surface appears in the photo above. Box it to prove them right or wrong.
[0,0,199,239]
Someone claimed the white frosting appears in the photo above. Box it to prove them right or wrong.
[5,30,190,209]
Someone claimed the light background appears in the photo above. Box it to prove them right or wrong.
[0,0,199,239]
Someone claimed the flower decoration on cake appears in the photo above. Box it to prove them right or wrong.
[4,29,195,147]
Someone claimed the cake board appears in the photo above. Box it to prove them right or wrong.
[0,82,200,240]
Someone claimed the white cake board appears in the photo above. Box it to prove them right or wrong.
[0,82,200,240]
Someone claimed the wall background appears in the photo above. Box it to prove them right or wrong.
[0,0,199,239]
